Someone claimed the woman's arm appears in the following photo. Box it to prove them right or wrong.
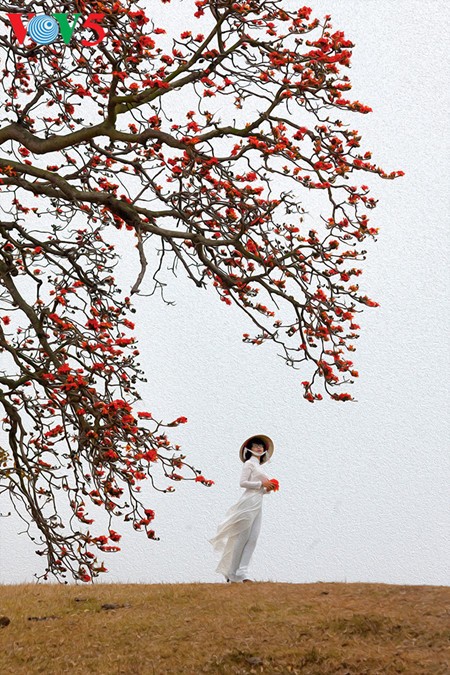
[239,462,262,489]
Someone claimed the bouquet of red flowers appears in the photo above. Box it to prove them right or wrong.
[268,478,279,492]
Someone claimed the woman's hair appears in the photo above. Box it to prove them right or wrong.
[244,437,267,464]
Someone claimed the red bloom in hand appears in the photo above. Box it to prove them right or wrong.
[269,478,279,491]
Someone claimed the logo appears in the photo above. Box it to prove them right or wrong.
[7,13,106,46]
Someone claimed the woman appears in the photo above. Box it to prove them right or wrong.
[208,434,276,583]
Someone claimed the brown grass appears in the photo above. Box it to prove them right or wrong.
[0,582,449,674]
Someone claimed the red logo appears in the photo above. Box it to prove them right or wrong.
[7,12,106,47]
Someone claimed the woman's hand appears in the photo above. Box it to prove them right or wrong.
[262,479,274,491]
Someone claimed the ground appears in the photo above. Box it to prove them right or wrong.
[0,582,448,674]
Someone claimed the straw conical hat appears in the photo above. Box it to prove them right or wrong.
[239,434,274,464]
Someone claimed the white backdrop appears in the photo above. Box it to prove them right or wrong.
[0,0,449,585]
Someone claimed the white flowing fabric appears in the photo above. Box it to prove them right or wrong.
[208,455,271,582]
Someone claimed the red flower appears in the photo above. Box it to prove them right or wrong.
[298,6,313,19]
[109,529,122,542]
[86,318,100,331]
[115,337,133,346]
[169,416,188,426]
[331,392,353,401]
[44,424,64,438]
[195,475,215,486]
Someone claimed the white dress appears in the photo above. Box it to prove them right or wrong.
[208,456,271,582]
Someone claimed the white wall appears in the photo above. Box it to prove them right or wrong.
[0,0,448,585]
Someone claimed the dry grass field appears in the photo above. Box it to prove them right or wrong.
[0,582,448,674]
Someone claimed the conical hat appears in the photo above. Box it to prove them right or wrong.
[239,434,274,464]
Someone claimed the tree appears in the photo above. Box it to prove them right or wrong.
[0,0,403,581]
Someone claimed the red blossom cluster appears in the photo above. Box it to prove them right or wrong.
[0,0,403,580]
